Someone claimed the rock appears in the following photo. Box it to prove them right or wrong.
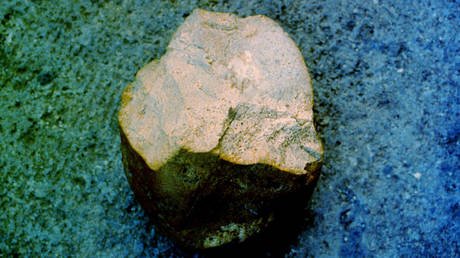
[118,9,323,249]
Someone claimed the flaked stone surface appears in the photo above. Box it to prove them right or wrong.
[119,9,323,249]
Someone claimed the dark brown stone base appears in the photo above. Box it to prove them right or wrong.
[120,129,320,250]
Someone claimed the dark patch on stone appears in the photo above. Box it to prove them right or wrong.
[119,129,319,251]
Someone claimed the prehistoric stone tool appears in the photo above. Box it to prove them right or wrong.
[118,9,323,249]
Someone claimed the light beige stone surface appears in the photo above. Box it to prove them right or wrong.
[119,9,323,249]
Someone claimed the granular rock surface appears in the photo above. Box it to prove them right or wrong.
[1,0,458,257]
[119,9,323,249]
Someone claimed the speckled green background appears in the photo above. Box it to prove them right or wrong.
[1,0,458,257]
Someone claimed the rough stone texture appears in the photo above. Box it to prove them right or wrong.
[118,9,323,249]
[1,0,458,257]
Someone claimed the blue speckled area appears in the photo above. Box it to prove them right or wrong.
[1,0,458,257]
